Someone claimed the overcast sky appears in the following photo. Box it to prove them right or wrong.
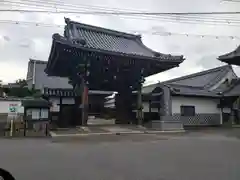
[0,0,240,84]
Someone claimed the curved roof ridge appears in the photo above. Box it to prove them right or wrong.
[135,38,184,59]
[218,45,240,60]
[163,65,232,84]
[65,17,140,39]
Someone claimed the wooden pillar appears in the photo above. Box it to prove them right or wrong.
[81,81,88,126]
[59,96,63,127]
[73,83,82,126]
[137,68,144,125]
[137,85,143,125]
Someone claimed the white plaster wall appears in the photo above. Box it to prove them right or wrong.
[49,97,60,105]
[49,97,60,112]
[62,98,74,104]
[172,96,220,114]
[143,102,158,112]
[0,100,22,113]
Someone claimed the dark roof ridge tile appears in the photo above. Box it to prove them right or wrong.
[218,45,240,60]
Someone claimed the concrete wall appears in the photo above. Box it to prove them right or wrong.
[142,96,222,126]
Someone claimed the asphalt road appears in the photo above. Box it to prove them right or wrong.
[0,130,240,180]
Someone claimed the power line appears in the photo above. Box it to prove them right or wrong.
[0,20,239,40]
[2,0,145,13]
[3,0,240,22]
[2,0,240,15]
[4,0,240,16]
[0,8,240,15]
[1,10,240,27]
[1,13,240,28]
[2,1,240,27]
[2,0,240,26]
[3,0,240,23]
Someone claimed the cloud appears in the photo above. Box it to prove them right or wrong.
[0,0,240,83]
[0,61,26,83]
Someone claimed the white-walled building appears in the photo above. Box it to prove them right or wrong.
[142,65,239,126]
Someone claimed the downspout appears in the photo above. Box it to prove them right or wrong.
[219,93,224,125]
[220,107,223,125]
[32,60,36,90]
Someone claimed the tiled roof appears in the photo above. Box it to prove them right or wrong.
[142,65,233,95]
[28,59,72,90]
[22,98,51,108]
[163,65,232,88]
[27,59,115,95]
[142,65,236,97]
[53,18,184,61]
[218,45,240,61]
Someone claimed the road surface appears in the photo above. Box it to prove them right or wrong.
[0,130,240,180]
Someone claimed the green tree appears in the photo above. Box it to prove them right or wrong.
[0,80,3,97]
[15,79,27,88]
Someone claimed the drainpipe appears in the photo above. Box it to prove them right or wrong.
[32,60,36,90]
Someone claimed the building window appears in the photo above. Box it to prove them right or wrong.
[26,108,49,120]
[180,106,195,116]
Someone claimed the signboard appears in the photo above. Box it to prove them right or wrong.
[8,103,20,119]
[9,103,18,113]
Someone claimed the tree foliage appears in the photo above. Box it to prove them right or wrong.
[3,79,41,98]
[15,79,27,88]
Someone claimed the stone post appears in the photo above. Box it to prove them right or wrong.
[162,86,172,116]
[150,85,184,131]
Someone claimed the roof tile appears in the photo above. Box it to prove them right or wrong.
[63,18,184,61]
[142,65,234,97]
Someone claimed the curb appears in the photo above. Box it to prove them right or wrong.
[144,130,185,134]
[50,130,185,137]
